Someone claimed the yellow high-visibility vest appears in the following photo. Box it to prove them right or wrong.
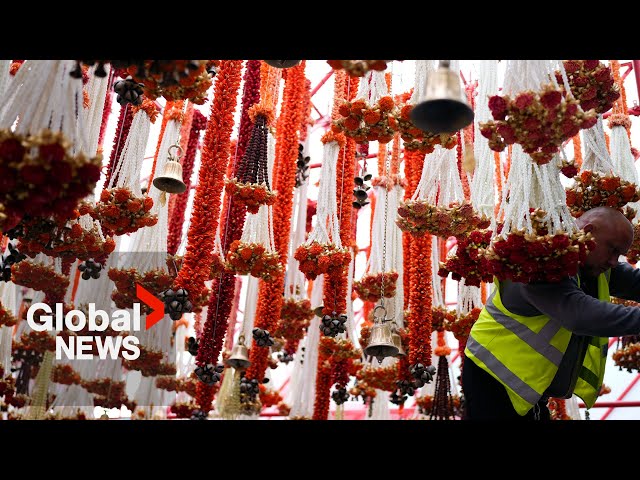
[465,273,609,415]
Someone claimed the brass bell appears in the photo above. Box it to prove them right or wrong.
[410,60,474,134]
[363,305,399,363]
[391,329,406,357]
[264,60,302,69]
[225,335,251,371]
[153,144,187,194]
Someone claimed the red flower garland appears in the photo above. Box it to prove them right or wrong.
[438,229,495,287]
[104,102,134,188]
[245,63,307,385]
[555,60,620,114]
[173,61,243,310]
[89,187,158,235]
[193,61,261,413]
[353,271,399,302]
[11,260,69,300]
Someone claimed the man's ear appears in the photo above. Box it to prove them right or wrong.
[582,222,594,233]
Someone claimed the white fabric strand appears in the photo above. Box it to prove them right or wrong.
[410,60,436,105]
[471,60,499,219]
[581,116,615,174]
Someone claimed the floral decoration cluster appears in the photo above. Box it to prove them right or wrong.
[332,96,397,144]
[108,266,174,312]
[224,178,277,214]
[483,208,595,283]
[397,200,490,239]
[0,129,102,231]
[294,242,352,280]
[438,229,494,287]
[565,170,640,219]
[86,187,157,236]
[395,102,458,153]
[353,271,399,302]
[555,60,620,114]
[445,307,482,341]
[479,84,597,165]
[11,260,69,299]
[225,240,282,282]
[326,60,389,77]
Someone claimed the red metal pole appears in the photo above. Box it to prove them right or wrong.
[632,61,640,102]
[310,70,334,97]
[600,373,640,420]
[577,400,640,409]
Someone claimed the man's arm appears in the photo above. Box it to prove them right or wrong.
[520,276,640,337]
[609,262,640,301]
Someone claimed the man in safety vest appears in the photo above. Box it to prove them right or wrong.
[463,206,640,420]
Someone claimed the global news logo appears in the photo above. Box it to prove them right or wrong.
[25,284,165,360]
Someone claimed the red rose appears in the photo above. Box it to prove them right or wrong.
[581,86,597,101]
[551,234,570,250]
[39,143,66,163]
[514,92,534,110]
[77,164,101,183]
[488,95,508,120]
[594,67,611,83]
[564,60,581,73]
[580,116,597,129]
[0,138,25,163]
[580,99,599,112]
[540,89,562,109]
[561,164,578,178]
[583,60,599,71]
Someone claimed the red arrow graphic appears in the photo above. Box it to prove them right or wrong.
[136,284,165,330]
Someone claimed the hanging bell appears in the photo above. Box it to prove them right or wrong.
[153,144,187,194]
[264,60,302,69]
[225,335,252,371]
[391,330,406,357]
[364,305,399,363]
[410,60,474,134]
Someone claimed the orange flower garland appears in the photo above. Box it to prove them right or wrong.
[108,266,174,312]
[245,62,307,385]
[11,260,69,300]
[445,307,482,341]
[353,271,399,303]
[0,302,18,327]
[173,61,243,311]
[332,96,397,144]
[404,150,433,367]
[294,242,352,280]
[89,187,158,236]
[275,298,314,354]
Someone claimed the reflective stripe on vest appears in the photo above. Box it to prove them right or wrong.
[484,290,563,366]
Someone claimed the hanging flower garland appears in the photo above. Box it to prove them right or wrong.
[108,264,175,312]
[438,228,494,287]
[167,109,207,255]
[274,298,313,355]
[554,60,620,114]
[172,60,243,312]
[565,170,640,218]
[245,62,307,386]
[332,71,396,144]
[11,258,69,300]
[483,207,594,283]
[446,306,482,341]
[87,187,158,235]
[479,83,597,165]
[612,334,640,372]
[104,102,134,188]
[0,302,17,328]
[327,60,390,77]
[397,145,489,239]
[404,150,434,369]
[626,223,640,263]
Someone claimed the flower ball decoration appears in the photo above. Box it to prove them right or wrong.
[51,364,81,385]
[430,306,457,333]
[395,98,458,153]
[332,96,397,144]
[355,364,398,393]
[224,178,277,214]
[326,60,390,78]
[353,271,399,303]
[554,60,620,114]
[479,84,597,165]
[438,229,495,287]
[397,199,491,239]
[482,208,596,284]
[565,170,640,219]
[225,240,283,282]
[274,298,313,354]
[127,60,218,105]
[445,307,482,341]
[11,260,69,300]
[87,187,158,236]
[294,241,352,281]
[0,302,18,328]
[0,129,102,231]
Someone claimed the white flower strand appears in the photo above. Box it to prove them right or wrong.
[108,108,153,192]
[502,60,558,97]
[356,70,389,105]
[456,278,482,316]
[306,140,342,247]
[392,184,405,328]
[412,145,465,206]
[81,64,111,158]
[410,61,436,105]
[431,236,445,309]
[0,60,12,100]
[581,116,615,174]
[471,60,499,220]
[289,273,324,418]
[240,275,259,348]
[610,123,640,221]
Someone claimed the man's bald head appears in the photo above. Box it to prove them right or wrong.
[576,206,634,277]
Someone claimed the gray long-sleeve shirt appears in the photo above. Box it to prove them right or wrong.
[497,262,640,398]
